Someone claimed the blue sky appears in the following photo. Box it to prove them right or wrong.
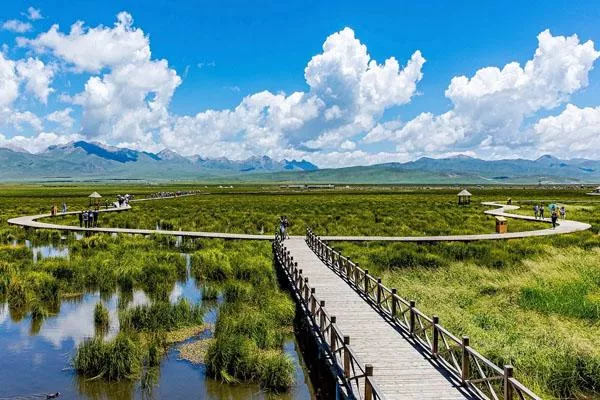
[1,0,600,166]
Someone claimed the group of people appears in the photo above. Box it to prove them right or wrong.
[78,210,100,228]
[116,194,132,207]
[145,190,200,199]
[279,216,290,240]
[533,204,566,229]
[50,202,68,216]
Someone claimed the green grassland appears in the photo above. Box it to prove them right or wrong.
[1,184,600,398]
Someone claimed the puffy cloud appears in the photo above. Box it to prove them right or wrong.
[303,27,425,148]
[365,30,600,158]
[0,54,20,108]
[533,104,600,158]
[160,91,323,157]
[1,20,32,33]
[0,132,81,153]
[46,107,74,129]
[26,7,43,21]
[20,12,150,73]
[15,58,55,103]
[0,53,53,109]
[73,59,181,142]
[2,110,43,131]
[22,12,180,144]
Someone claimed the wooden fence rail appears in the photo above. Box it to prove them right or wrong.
[273,233,386,400]
[305,228,541,400]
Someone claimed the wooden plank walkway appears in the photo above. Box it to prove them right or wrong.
[284,236,473,400]
[8,202,590,242]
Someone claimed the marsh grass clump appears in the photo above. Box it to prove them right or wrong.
[201,284,219,300]
[119,299,204,332]
[94,302,110,330]
[192,248,232,280]
[73,333,143,381]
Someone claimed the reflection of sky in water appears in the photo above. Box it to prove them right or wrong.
[0,249,314,399]
[24,240,70,263]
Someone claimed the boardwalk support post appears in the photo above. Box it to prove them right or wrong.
[364,269,369,294]
[376,278,382,306]
[409,300,416,336]
[365,364,374,400]
[311,288,316,315]
[391,288,397,318]
[432,315,439,358]
[461,336,470,385]
[343,336,351,377]
[504,365,514,400]
[319,300,326,330]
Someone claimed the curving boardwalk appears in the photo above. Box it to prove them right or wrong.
[8,201,590,242]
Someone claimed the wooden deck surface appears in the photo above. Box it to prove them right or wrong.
[285,237,474,399]
[7,202,590,242]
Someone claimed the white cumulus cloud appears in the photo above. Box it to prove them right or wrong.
[2,19,32,33]
[365,30,600,158]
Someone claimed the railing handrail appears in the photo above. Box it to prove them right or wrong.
[273,235,386,400]
[305,228,541,400]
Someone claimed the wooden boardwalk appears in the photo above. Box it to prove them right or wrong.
[7,202,590,242]
[283,236,472,400]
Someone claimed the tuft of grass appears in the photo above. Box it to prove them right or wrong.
[73,333,143,381]
[94,302,110,329]
[119,298,204,332]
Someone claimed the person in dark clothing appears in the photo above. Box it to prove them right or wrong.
[83,211,88,228]
[78,212,83,227]
[93,210,99,227]
[551,210,558,229]
[539,205,545,219]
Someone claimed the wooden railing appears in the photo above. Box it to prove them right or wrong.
[305,228,541,400]
[273,233,386,400]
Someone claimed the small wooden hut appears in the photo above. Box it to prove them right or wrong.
[457,189,472,205]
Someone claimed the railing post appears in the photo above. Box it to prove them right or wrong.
[319,300,326,330]
[391,288,397,318]
[504,365,514,400]
[304,278,309,302]
[330,316,337,351]
[343,336,351,377]
[364,269,369,294]
[310,288,316,315]
[461,336,470,385]
[364,364,374,400]
[432,315,439,357]
[409,300,416,336]
[298,269,303,290]
[376,278,382,306]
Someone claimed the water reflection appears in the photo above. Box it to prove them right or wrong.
[0,250,314,399]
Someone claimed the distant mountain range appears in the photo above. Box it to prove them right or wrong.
[0,141,317,181]
[1,141,600,183]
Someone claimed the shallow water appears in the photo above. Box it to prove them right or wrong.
[0,250,314,399]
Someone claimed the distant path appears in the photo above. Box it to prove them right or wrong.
[7,200,590,241]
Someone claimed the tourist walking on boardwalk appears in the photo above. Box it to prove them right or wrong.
[93,210,99,227]
[83,211,88,228]
[283,216,290,239]
[533,204,539,219]
[279,216,286,240]
[560,206,566,220]
[78,211,83,227]
[539,205,545,219]
[551,209,559,229]
[62,202,67,214]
